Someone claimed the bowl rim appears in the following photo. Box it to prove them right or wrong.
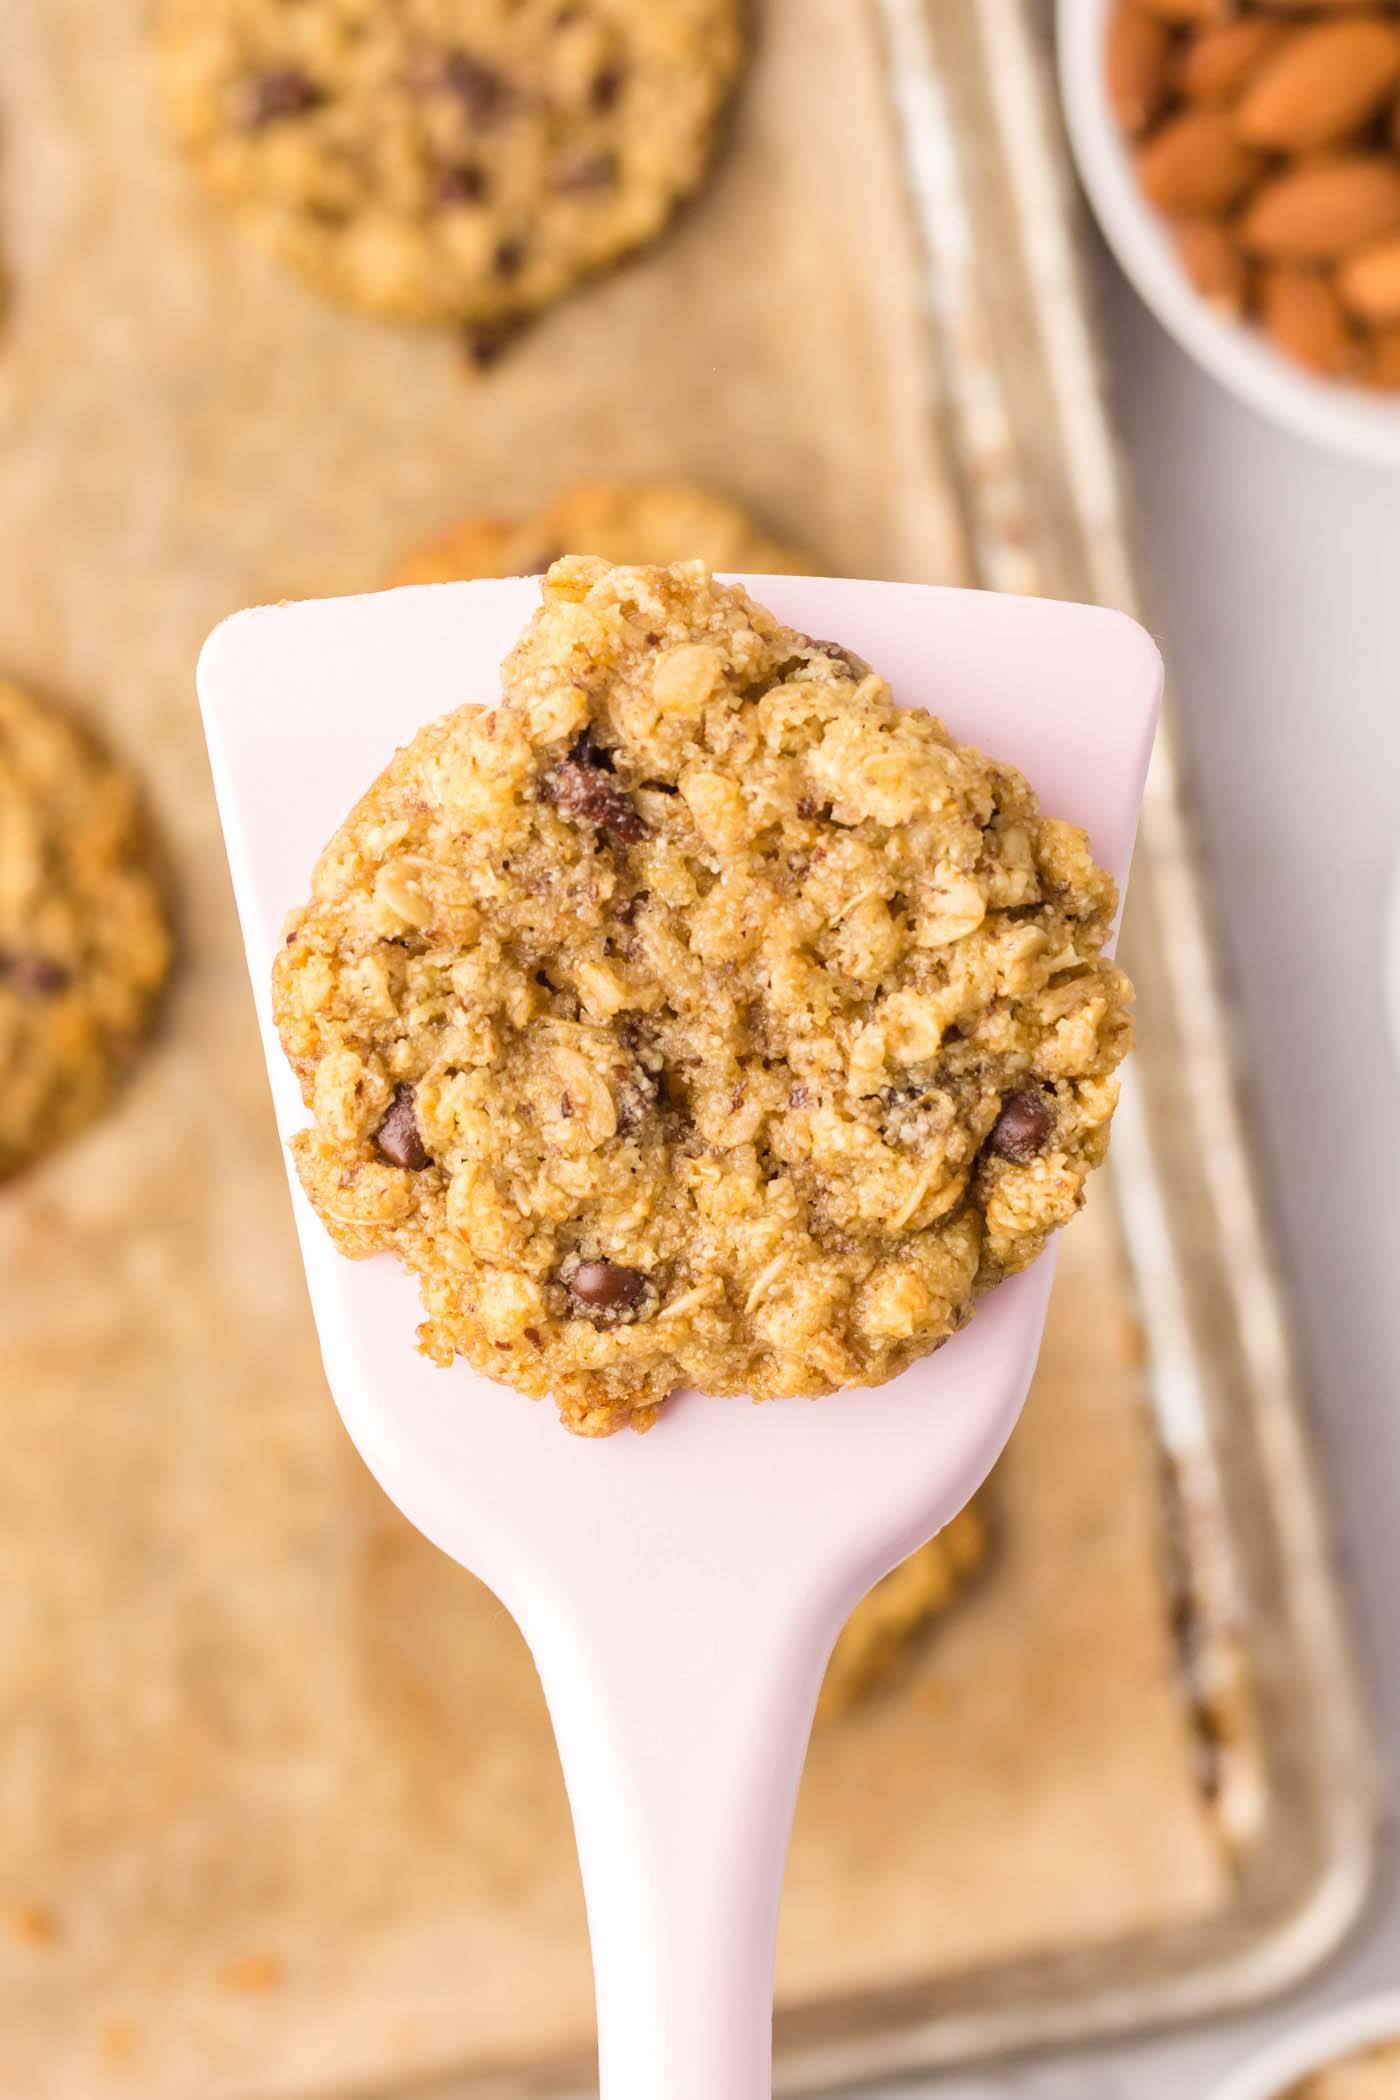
[1385,852,1400,1079]
[1056,0,1400,469]
[1207,1993,1400,2100]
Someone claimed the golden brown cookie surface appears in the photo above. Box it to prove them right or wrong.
[0,679,171,1181]
[155,0,744,346]
[816,1499,990,1724]
[275,560,1132,1434]
[392,478,816,586]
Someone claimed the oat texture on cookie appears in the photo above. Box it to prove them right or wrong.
[155,0,744,349]
[274,559,1133,1434]
[0,679,172,1181]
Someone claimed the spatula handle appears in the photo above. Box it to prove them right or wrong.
[520,1573,842,2100]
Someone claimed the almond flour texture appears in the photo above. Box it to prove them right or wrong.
[273,560,1133,1433]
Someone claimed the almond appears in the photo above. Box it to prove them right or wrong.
[1130,0,1231,20]
[1171,216,1251,310]
[1337,233,1400,323]
[1136,109,1263,214]
[1239,156,1400,261]
[1107,2,1172,136]
[1234,21,1400,151]
[1367,326,1400,389]
[1176,19,1284,102]
[1259,267,1358,375]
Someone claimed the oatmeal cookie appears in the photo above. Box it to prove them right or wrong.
[815,1498,989,1725]
[154,0,744,348]
[1290,2045,1400,2100]
[275,558,1132,1434]
[0,679,172,1181]
[392,478,815,587]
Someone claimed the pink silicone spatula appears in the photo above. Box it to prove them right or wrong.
[199,574,1159,2100]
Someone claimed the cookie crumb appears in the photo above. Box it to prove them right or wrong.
[99,2016,140,2068]
[214,1951,284,1994]
[6,1901,61,1946]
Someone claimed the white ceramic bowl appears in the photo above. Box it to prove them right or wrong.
[1058,0,1400,468]
[1208,1994,1400,2100]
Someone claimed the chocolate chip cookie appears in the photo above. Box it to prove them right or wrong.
[816,1499,989,1724]
[154,0,744,347]
[392,478,816,586]
[0,679,172,1181]
[274,559,1133,1435]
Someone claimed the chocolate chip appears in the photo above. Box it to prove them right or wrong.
[804,636,869,676]
[542,743,647,845]
[462,321,521,369]
[590,63,624,111]
[442,51,514,127]
[375,1085,430,1170]
[1,953,69,997]
[795,795,820,820]
[573,733,615,771]
[245,67,323,127]
[555,152,618,193]
[435,162,487,205]
[493,237,525,279]
[989,1087,1052,1162]
[566,1259,646,1317]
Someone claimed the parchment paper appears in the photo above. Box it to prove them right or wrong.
[0,0,1227,2092]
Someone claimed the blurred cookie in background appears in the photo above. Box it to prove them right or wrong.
[0,679,172,1181]
[154,0,745,359]
[391,476,816,583]
[1290,2041,1400,2100]
[816,1499,990,1725]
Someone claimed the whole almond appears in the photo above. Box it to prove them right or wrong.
[1176,19,1285,102]
[1130,0,1231,21]
[1136,109,1263,214]
[1367,326,1400,389]
[1171,216,1251,311]
[1337,234,1400,323]
[1240,156,1400,261]
[1255,0,1400,11]
[1259,267,1358,375]
[1107,3,1173,136]
[1234,21,1400,151]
